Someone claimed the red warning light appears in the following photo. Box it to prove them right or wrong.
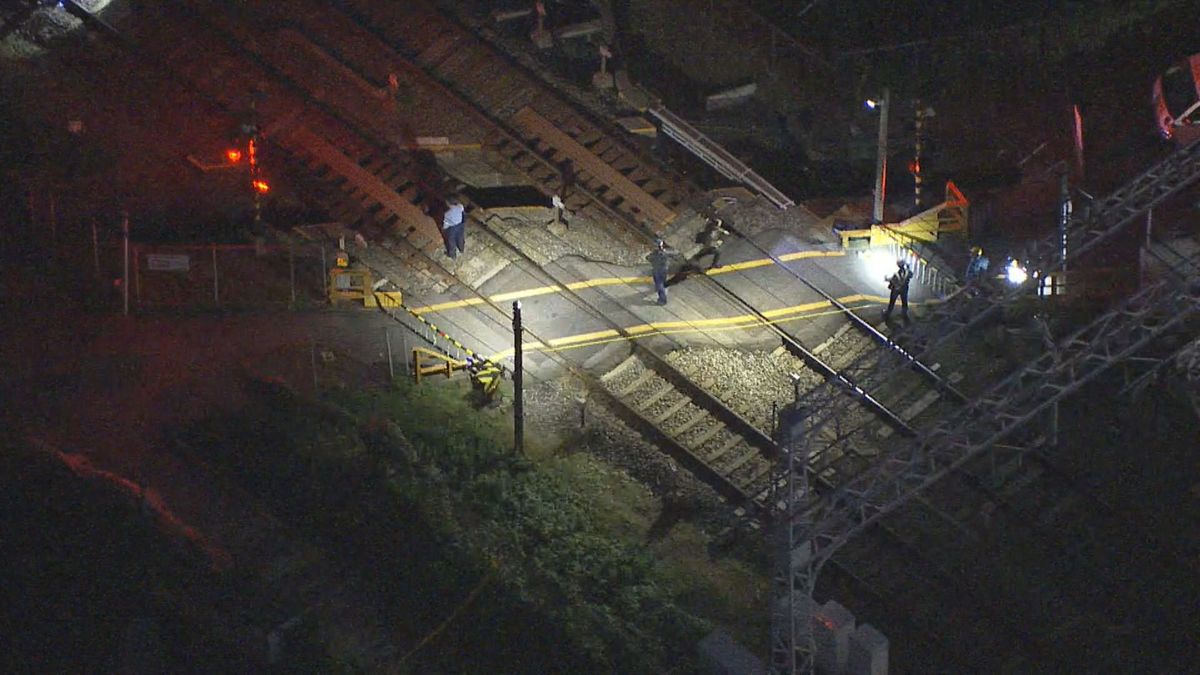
[252,179,271,194]
[226,149,242,163]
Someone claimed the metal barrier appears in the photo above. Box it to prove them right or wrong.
[836,181,969,248]
[372,291,505,399]
[838,181,970,299]
[413,347,468,383]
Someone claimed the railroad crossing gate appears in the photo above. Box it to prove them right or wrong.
[412,348,502,402]
[837,181,969,249]
[328,263,403,308]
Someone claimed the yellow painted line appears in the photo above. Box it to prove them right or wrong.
[567,276,649,289]
[626,314,762,335]
[548,329,622,346]
[484,302,881,361]
[760,299,830,319]
[706,257,777,273]
[490,285,564,302]
[406,249,846,314]
[482,293,942,361]
[410,297,489,315]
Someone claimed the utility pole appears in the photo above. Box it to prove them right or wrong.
[871,87,890,224]
[122,211,130,316]
[513,301,525,455]
[913,101,934,211]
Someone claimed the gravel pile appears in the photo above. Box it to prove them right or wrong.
[524,379,735,531]
[665,346,824,433]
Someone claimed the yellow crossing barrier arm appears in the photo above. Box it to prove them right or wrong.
[372,291,506,398]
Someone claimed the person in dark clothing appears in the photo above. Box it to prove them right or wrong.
[883,259,913,320]
[667,217,731,287]
[694,216,730,270]
[646,238,676,305]
[558,158,576,199]
[964,246,990,282]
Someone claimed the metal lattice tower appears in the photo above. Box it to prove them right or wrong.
[791,253,1200,595]
[770,399,816,674]
[772,138,1200,673]
[799,138,1200,426]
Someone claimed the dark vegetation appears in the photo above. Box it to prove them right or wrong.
[0,434,255,673]
[171,377,710,672]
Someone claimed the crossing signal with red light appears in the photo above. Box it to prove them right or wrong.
[226,149,242,163]
[252,179,270,194]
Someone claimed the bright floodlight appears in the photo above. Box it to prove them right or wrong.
[1005,259,1028,285]
[865,99,879,110]
[862,248,897,279]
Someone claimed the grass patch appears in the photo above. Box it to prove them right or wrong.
[173,375,767,671]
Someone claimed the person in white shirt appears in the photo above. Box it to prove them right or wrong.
[442,195,466,259]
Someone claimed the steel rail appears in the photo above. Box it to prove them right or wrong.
[229,0,926,455]
[112,0,784,512]
[799,137,1200,426]
[799,263,1200,580]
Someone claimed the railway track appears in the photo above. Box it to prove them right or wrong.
[331,0,691,228]
[100,0,799,518]
[78,2,1177,669]
[600,352,776,509]
[144,0,939,511]
[195,0,970,448]
[212,0,1168,638]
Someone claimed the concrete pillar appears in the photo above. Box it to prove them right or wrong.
[846,622,888,675]
[814,600,855,673]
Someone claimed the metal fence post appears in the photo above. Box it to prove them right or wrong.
[320,245,327,299]
[212,243,219,305]
[513,300,524,456]
[289,241,296,306]
[385,328,394,380]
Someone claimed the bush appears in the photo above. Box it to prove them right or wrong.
[178,379,709,672]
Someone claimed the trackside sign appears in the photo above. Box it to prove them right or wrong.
[146,254,191,272]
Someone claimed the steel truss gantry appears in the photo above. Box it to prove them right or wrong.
[806,249,1199,573]
[797,137,1200,425]
[770,403,815,674]
[771,138,1200,674]
[776,260,1200,672]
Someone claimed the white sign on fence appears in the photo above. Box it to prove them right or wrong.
[146,253,191,272]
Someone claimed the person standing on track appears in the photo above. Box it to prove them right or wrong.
[558,158,576,199]
[442,195,466,259]
[964,245,990,283]
[883,259,913,321]
[693,215,730,270]
[646,237,677,305]
[667,216,731,287]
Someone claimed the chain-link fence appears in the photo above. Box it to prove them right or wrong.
[132,241,328,310]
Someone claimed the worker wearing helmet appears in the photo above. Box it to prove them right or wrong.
[965,246,990,283]
[884,259,914,321]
